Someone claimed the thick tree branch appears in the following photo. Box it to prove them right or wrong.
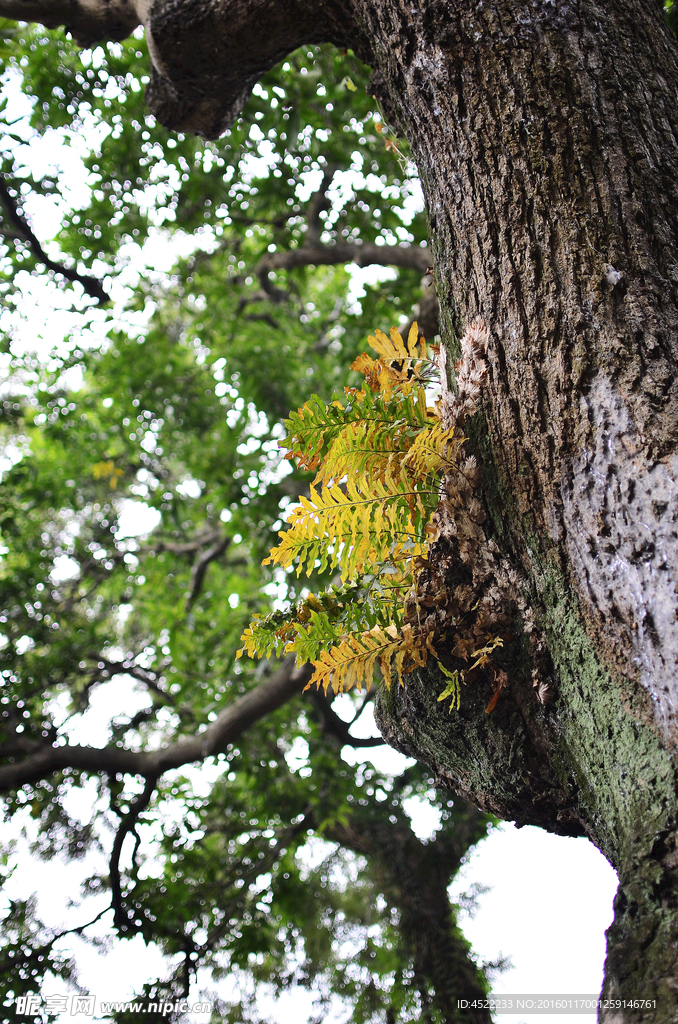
[0,0,139,44]
[0,658,313,790]
[257,240,431,283]
[0,0,363,137]
[144,1,362,137]
[0,177,110,305]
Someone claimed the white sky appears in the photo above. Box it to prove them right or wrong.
[0,56,619,1024]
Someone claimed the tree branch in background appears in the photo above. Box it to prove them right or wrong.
[305,165,336,246]
[250,166,438,330]
[326,806,493,1023]
[0,906,109,981]
[0,176,110,305]
[0,658,313,790]
[263,161,432,275]
[197,807,314,952]
[400,272,440,344]
[149,527,226,556]
[257,239,432,282]
[236,236,438,335]
[0,0,140,45]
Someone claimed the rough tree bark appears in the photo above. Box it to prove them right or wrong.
[2,0,678,1018]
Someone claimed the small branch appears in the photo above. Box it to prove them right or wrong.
[308,688,385,748]
[101,660,171,699]
[0,176,110,305]
[400,274,440,343]
[185,532,231,611]
[313,295,345,351]
[236,285,288,312]
[243,311,280,329]
[305,166,336,246]
[109,774,159,930]
[200,807,314,950]
[54,905,110,941]
[111,706,157,740]
[0,906,109,978]
[148,527,225,556]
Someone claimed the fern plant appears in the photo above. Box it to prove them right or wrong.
[238,321,495,701]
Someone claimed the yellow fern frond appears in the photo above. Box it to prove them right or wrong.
[351,352,408,396]
[248,319,498,715]
[412,323,427,360]
[313,419,410,487]
[304,623,430,694]
[368,327,409,362]
[264,480,428,581]
[468,635,504,671]
[401,421,464,483]
[367,322,428,364]
[405,322,420,358]
[237,623,260,660]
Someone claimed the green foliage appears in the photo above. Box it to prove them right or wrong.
[661,0,677,36]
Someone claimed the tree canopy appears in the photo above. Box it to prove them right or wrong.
[0,24,499,1024]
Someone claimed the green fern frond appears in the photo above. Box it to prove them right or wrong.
[237,579,407,665]
[437,666,462,713]
[282,383,434,473]
[237,615,290,661]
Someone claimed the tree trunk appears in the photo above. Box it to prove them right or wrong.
[357,1,678,1018]
[327,801,494,1024]
[2,0,678,1016]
